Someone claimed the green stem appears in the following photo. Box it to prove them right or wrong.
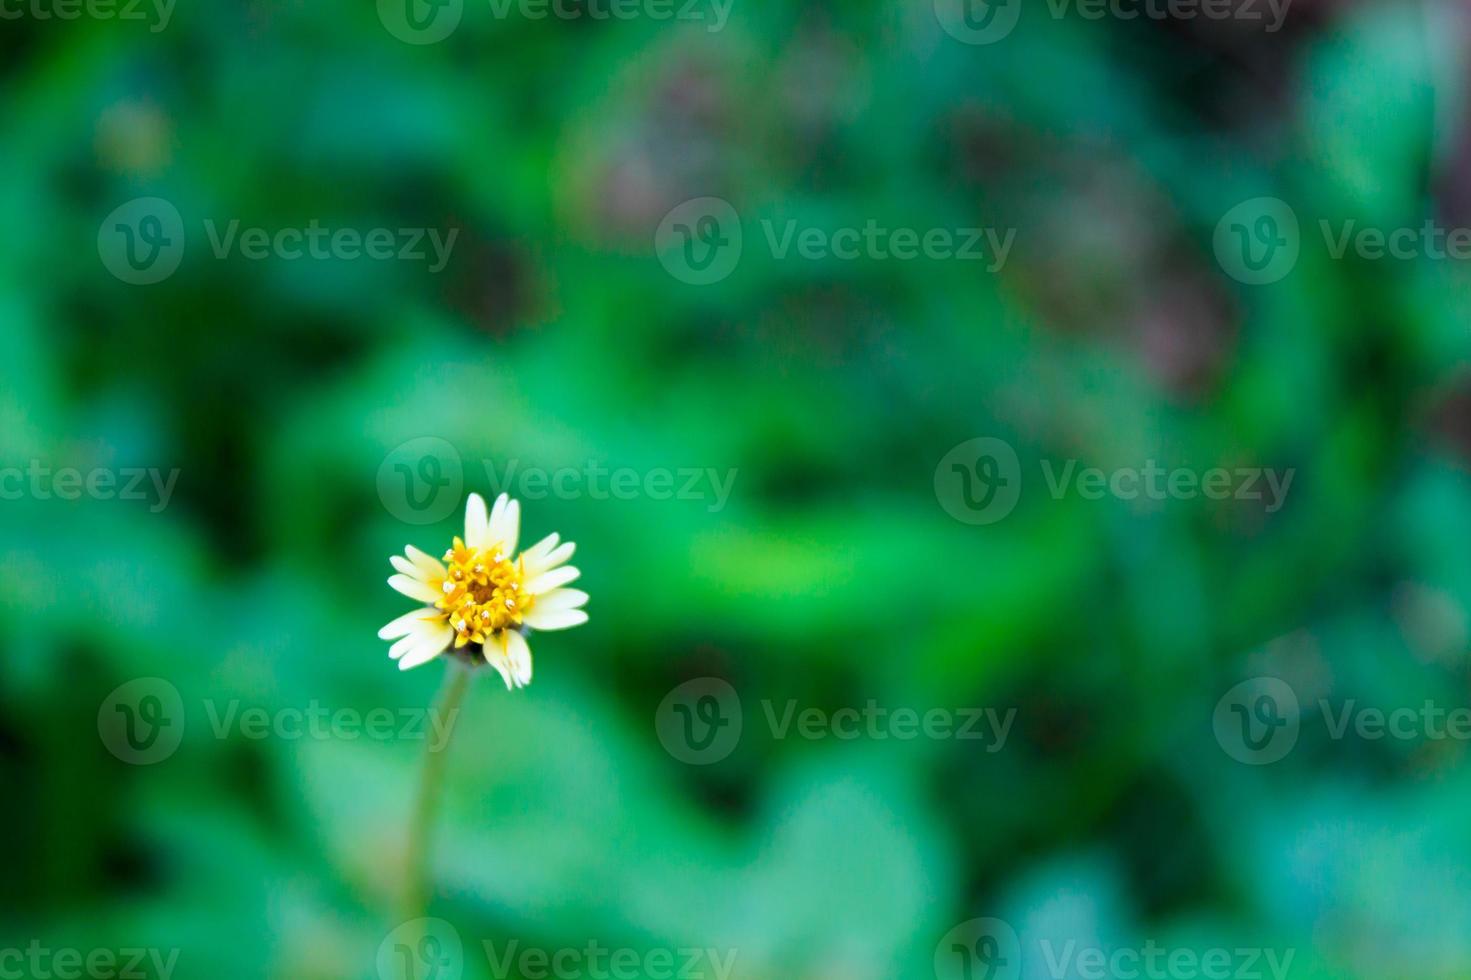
[400,659,470,922]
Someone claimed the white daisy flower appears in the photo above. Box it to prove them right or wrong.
[378,492,587,687]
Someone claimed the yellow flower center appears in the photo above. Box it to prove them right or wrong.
[436,536,531,647]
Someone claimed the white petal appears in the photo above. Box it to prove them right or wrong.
[388,574,441,604]
[525,564,580,596]
[397,643,442,671]
[505,628,533,686]
[519,532,559,567]
[379,608,441,640]
[483,632,514,689]
[488,493,508,536]
[388,634,419,660]
[525,541,575,578]
[405,545,447,579]
[465,493,490,549]
[523,607,588,631]
[397,623,453,670]
[533,588,588,613]
[390,555,423,579]
[488,494,520,555]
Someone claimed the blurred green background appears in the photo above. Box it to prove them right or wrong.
[5,0,1471,977]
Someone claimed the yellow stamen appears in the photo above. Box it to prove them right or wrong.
[433,541,532,635]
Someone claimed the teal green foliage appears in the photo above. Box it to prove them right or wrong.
[3,2,1471,977]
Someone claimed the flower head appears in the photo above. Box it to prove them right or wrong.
[379,493,587,687]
